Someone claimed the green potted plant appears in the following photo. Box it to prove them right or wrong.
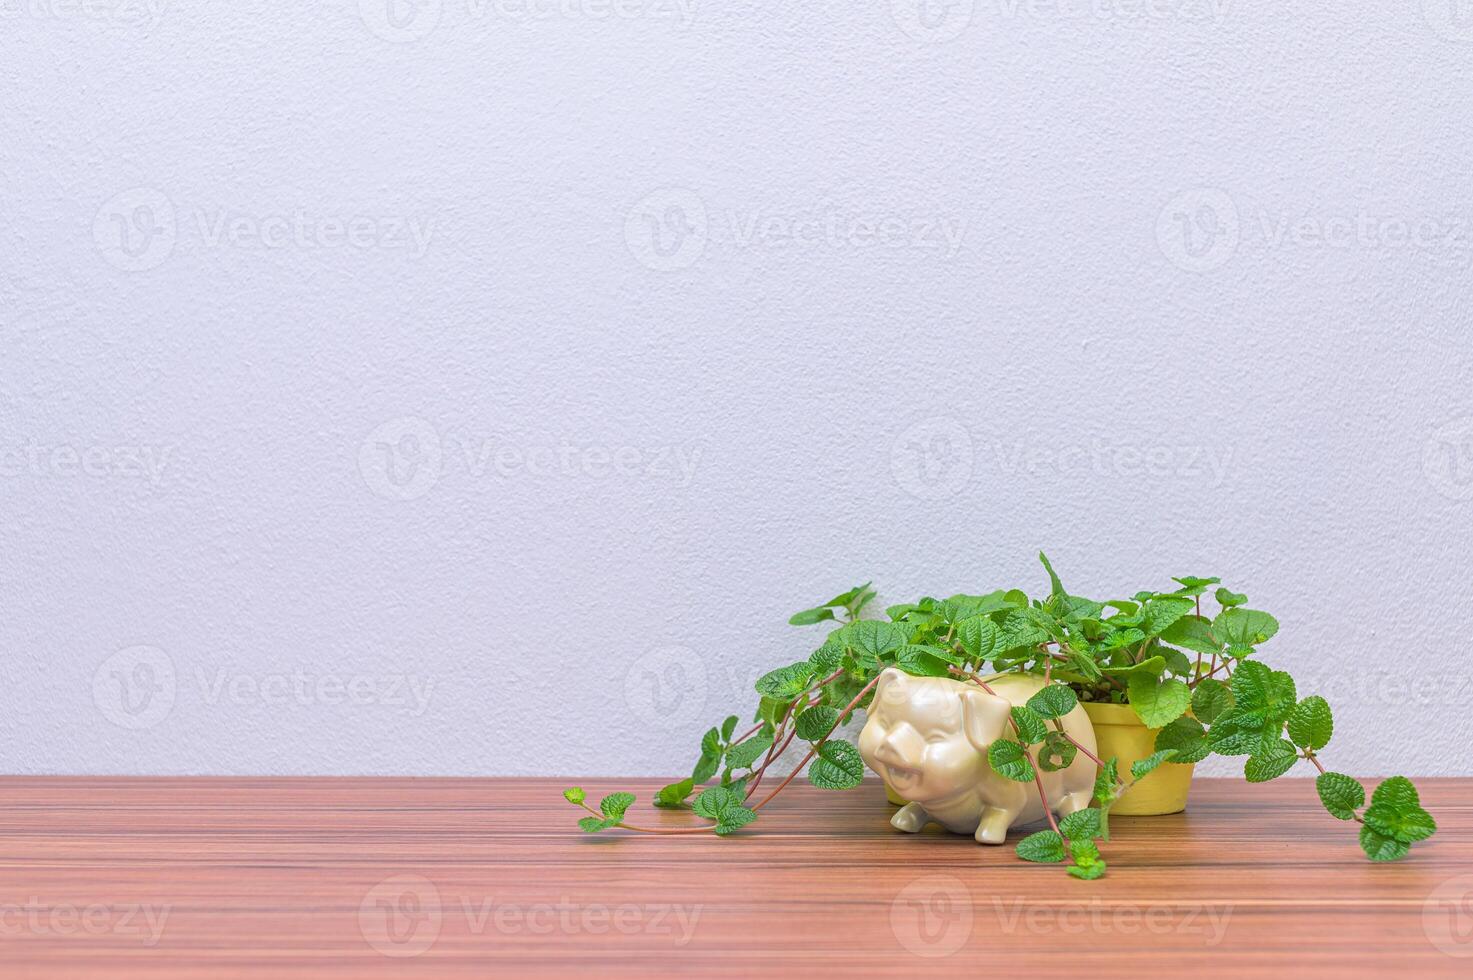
[566,556,1436,878]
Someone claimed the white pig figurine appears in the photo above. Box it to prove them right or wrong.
[857,667,1098,844]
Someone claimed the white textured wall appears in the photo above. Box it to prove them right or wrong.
[2,3,1471,777]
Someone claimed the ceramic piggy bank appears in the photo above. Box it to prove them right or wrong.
[857,668,1098,844]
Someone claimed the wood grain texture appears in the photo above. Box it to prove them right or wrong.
[0,777,1469,978]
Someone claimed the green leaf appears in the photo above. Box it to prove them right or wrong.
[1205,710,1274,757]
[822,583,872,610]
[808,635,846,675]
[600,792,636,820]
[1214,587,1246,608]
[1010,706,1048,744]
[1026,684,1079,720]
[1287,696,1333,750]
[1066,839,1106,880]
[788,583,873,626]
[692,785,742,820]
[988,739,1036,782]
[653,779,695,809]
[578,817,616,833]
[808,740,865,790]
[1230,661,1296,726]
[844,620,906,670]
[1059,807,1101,842]
[1316,772,1365,820]
[725,731,774,770]
[1141,597,1194,638]
[1016,829,1066,863]
[1154,716,1210,764]
[1099,653,1162,677]
[1093,757,1120,805]
[1359,825,1411,862]
[714,806,758,836]
[1371,774,1421,810]
[755,662,816,700]
[1038,731,1078,772]
[1190,679,1233,724]
[1244,739,1299,782]
[720,715,738,740]
[1127,674,1191,728]
[1159,615,1222,657]
[894,644,954,678]
[1131,749,1178,780]
[755,697,785,727]
[1214,608,1279,648]
[691,752,720,783]
[996,611,1049,655]
[788,607,836,626]
[563,787,586,806]
[700,727,722,759]
[1364,777,1436,843]
[1159,647,1193,678]
[1170,575,1221,594]
[955,615,1002,662]
[1039,551,1067,598]
[795,705,840,742]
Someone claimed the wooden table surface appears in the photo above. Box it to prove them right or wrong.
[0,777,1469,977]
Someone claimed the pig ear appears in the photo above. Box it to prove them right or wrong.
[872,666,908,708]
[959,687,1012,752]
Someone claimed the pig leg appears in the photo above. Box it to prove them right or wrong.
[1055,788,1094,819]
[974,805,1017,844]
[891,802,930,833]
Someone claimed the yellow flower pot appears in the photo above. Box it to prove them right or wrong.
[1082,701,1195,816]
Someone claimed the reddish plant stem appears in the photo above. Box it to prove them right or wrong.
[1057,730,1107,771]
[752,675,881,811]
[574,802,716,835]
[744,724,799,800]
[952,668,1068,852]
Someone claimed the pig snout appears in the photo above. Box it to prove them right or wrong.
[874,723,924,770]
